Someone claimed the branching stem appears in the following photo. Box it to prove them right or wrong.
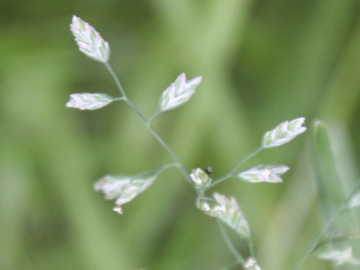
[208,147,263,189]
[104,62,266,269]
[293,184,360,270]
[104,63,192,185]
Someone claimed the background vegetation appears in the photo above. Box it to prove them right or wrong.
[1,0,360,269]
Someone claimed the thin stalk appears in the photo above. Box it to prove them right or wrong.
[293,184,360,270]
[246,237,255,258]
[147,124,191,183]
[130,163,177,179]
[105,62,257,270]
[150,163,178,176]
[104,63,192,184]
[208,147,263,189]
[105,63,127,97]
[113,97,126,101]
[221,260,243,270]
[292,207,344,270]
[155,163,178,173]
[148,110,162,124]
[217,219,245,266]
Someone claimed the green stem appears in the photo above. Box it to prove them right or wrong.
[246,237,255,258]
[221,260,243,270]
[148,110,162,124]
[131,163,177,179]
[156,163,178,173]
[208,147,263,189]
[105,62,258,269]
[105,63,127,97]
[292,207,343,270]
[217,219,245,266]
[293,184,360,270]
[113,97,126,101]
[104,63,192,185]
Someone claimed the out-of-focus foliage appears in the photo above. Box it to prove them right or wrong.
[1,0,360,269]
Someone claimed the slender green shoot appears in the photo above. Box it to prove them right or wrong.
[208,147,263,189]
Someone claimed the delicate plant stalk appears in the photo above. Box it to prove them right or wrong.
[69,17,308,270]
[104,59,257,266]
[104,63,126,97]
[293,209,341,270]
[222,260,243,270]
[113,97,126,101]
[293,184,360,270]
[247,237,255,258]
[153,163,178,174]
[217,219,245,266]
[208,147,263,189]
[148,110,162,124]
[104,63,192,184]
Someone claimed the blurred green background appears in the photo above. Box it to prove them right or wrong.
[1,0,360,269]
